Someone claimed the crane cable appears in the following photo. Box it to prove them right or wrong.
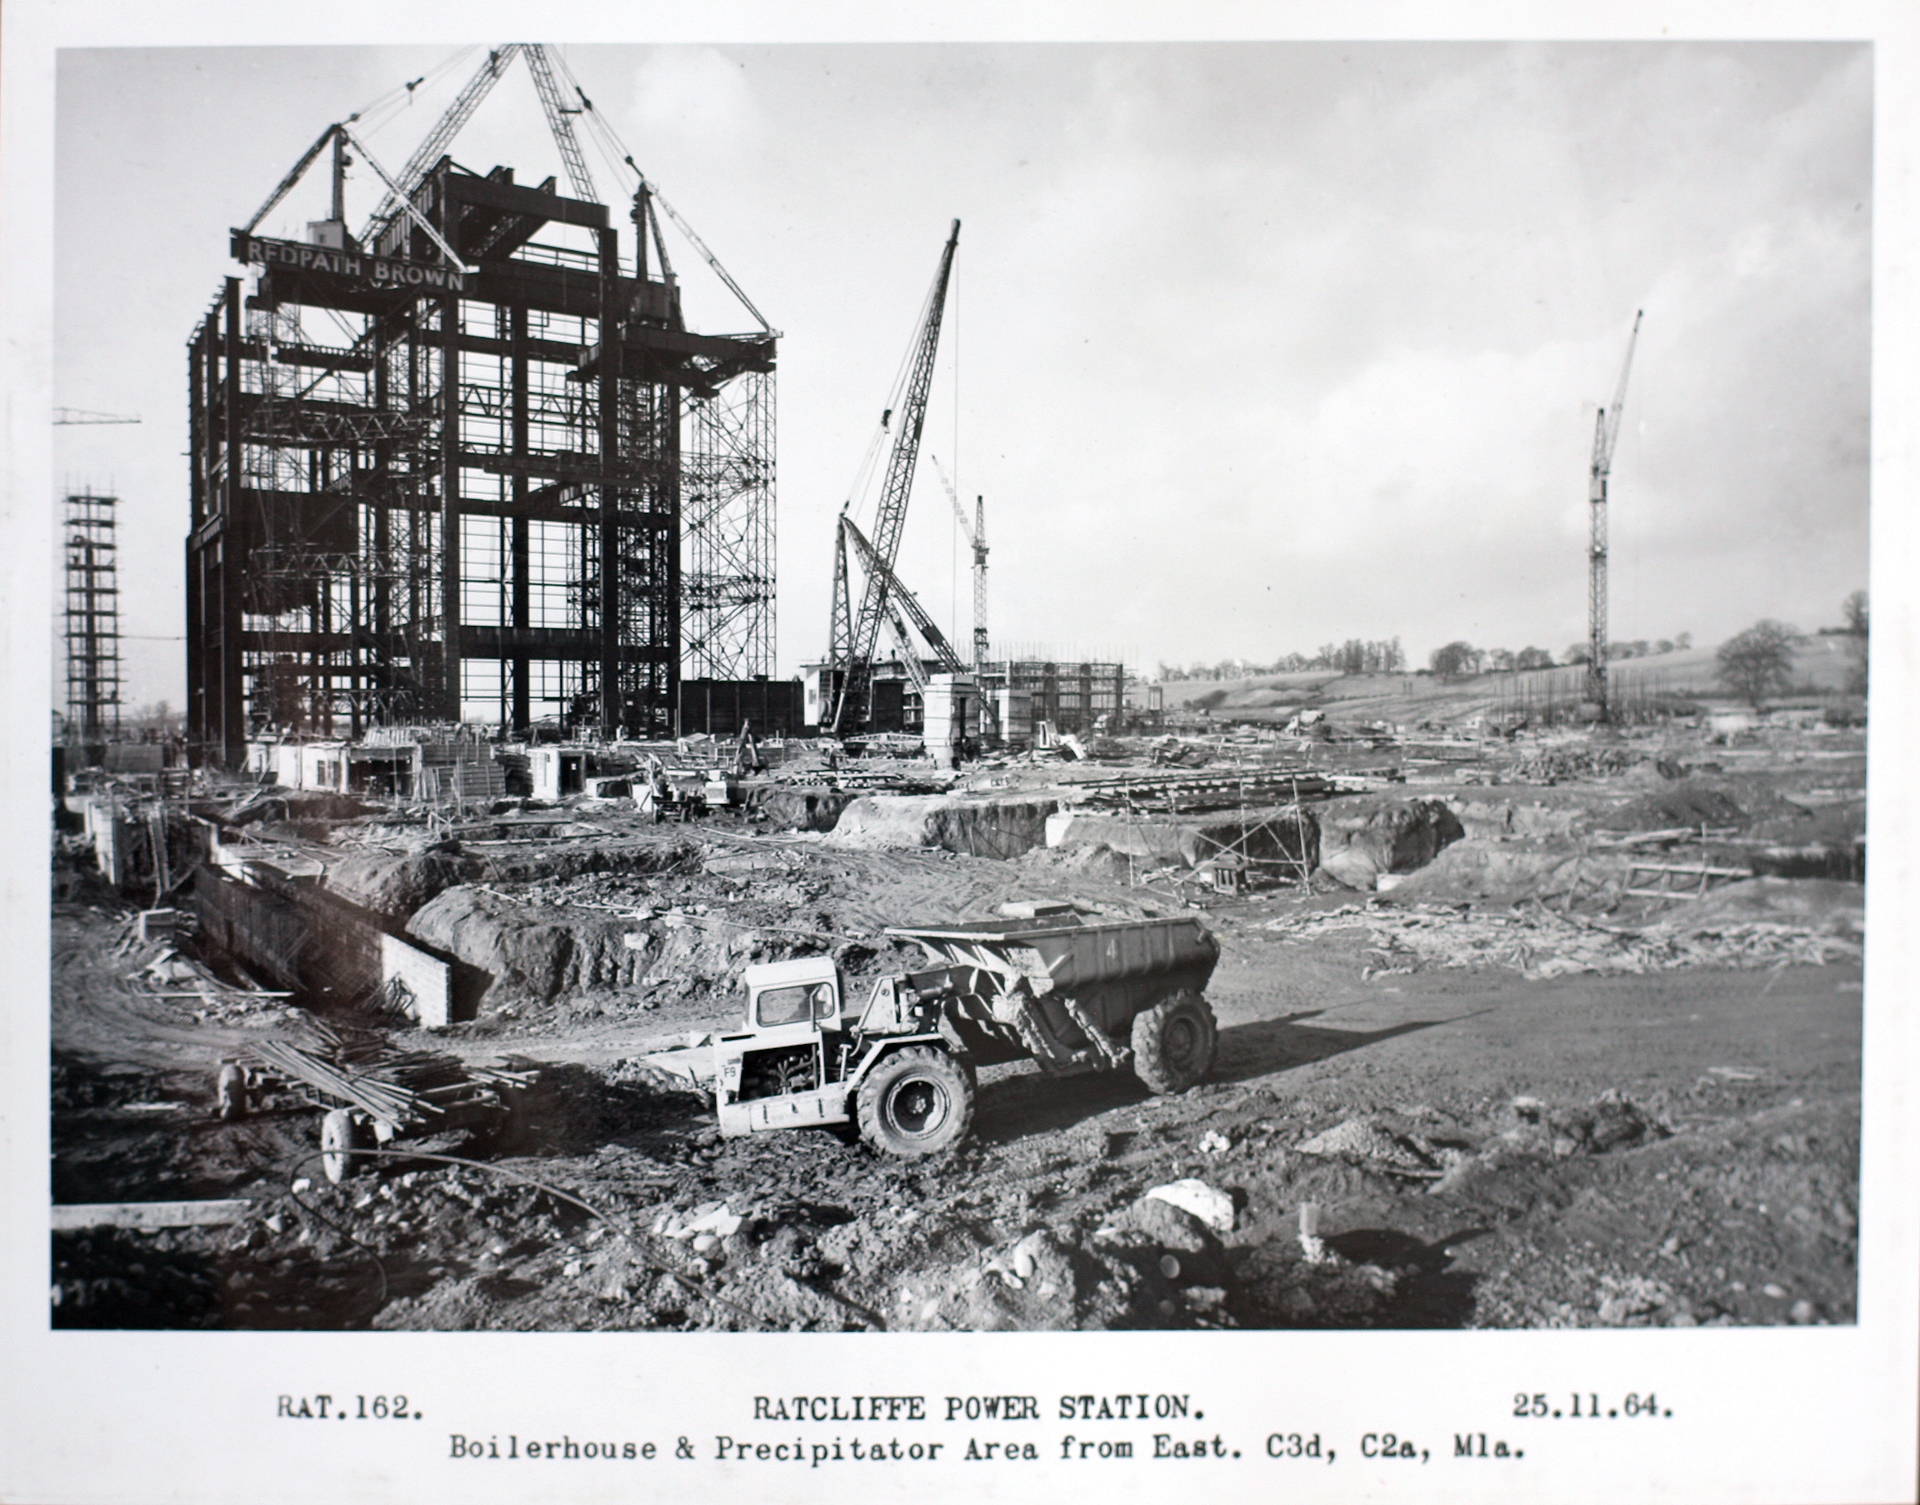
[545,49,773,334]
[350,46,482,143]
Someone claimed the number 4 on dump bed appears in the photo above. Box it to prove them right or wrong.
[643,910,1221,1158]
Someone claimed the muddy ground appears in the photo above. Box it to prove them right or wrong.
[49,753,1861,1331]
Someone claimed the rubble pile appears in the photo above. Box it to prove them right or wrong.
[1507,744,1648,783]
[1266,894,1862,979]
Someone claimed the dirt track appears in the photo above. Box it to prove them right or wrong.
[49,863,1859,1332]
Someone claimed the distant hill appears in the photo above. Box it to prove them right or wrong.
[1156,636,1860,724]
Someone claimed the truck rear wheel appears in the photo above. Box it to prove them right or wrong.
[1131,991,1218,1094]
[856,1047,974,1159]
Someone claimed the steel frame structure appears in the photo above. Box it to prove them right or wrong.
[63,490,124,747]
[186,158,775,766]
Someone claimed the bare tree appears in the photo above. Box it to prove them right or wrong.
[1842,589,1868,695]
[1715,620,1799,710]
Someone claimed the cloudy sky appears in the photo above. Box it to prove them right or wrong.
[51,38,1870,699]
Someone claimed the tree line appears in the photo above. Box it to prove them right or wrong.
[1156,634,1693,683]
[1429,635,1692,677]
[1157,638,1406,682]
[1157,589,1867,703]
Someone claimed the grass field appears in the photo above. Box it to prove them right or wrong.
[1157,635,1863,724]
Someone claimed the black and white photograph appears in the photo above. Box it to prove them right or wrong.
[6,4,1917,1503]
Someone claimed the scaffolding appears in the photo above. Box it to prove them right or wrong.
[186,156,776,766]
[683,370,776,680]
[64,490,124,749]
[985,660,1125,736]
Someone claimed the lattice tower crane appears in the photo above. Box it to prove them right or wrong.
[1586,309,1643,720]
[828,220,962,734]
[932,455,988,673]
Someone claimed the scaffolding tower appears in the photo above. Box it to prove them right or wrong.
[64,489,124,749]
[186,148,776,766]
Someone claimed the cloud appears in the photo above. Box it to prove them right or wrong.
[628,47,763,154]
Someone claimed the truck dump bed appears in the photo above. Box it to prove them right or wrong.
[885,914,1219,1048]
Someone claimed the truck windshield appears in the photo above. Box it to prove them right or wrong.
[756,982,835,1028]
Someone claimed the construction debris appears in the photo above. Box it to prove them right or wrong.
[1267,895,1861,978]
[52,636,1865,1339]
[243,1020,532,1154]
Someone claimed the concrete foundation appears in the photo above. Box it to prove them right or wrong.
[827,794,1060,858]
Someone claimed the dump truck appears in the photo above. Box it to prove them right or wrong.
[643,910,1220,1158]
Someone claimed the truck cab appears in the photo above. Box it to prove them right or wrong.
[713,957,855,1137]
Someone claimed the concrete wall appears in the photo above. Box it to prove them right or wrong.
[923,675,980,768]
[994,688,1032,746]
[382,932,453,1029]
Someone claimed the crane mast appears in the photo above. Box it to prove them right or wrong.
[828,220,962,733]
[970,494,988,672]
[1587,309,1643,720]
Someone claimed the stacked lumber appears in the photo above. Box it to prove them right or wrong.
[247,1019,533,1131]
[1072,769,1338,813]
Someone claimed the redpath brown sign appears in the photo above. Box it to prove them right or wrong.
[231,232,467,294]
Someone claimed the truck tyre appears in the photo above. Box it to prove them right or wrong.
[856,1047,974,1159]
[320,1108,370,1184]
[1131,990,1218,1094]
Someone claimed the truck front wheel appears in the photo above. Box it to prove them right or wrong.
[856,1047,974,1159]
[1131,991,1218,1094]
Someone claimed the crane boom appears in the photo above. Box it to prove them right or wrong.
[884,606,931,695]
[1596,308,1643,478]
[829,220,961,733]
[841,513,967,677]
[361,45,520,246]
[523,45,597,202]
[931,455,976,545]
[54,409,141,426]
[242,123,342,235]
